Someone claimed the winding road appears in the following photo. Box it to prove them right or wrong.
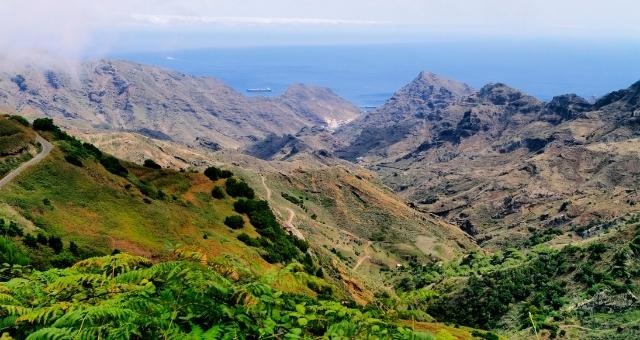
[0,135,52,190]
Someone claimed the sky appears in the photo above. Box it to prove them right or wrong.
[1,0,639,58]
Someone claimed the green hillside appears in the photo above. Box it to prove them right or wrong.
[0,116,491,339]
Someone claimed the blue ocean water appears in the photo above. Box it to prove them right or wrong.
[113,41,640,108]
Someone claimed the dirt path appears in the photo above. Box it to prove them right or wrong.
[0,135,52,190]
[352,241,372,271]
[261,174,305,240]
[261,175,272,200]
[283,207,305,240]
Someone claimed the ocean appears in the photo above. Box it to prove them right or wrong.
[113,41,640,108]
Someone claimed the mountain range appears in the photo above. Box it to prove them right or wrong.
[1,59,639,338]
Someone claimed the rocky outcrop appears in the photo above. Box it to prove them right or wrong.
[542,94,591,124]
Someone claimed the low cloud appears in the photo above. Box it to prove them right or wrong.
[130,14,386,26]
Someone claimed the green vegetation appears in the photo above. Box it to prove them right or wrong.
[211,185,225,199]
[224,215,245,229]
[100,155,129,177]
[394,222,640,337]
[281,192,305,208]
[234,198,307,263]
[0,253,430,339]
[204,165,233,181]
[0,115,37,177]
[0,236,29,265]
[226,177,255,199]
[143,159,162,169]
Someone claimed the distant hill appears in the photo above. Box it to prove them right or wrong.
[0,60,361,150]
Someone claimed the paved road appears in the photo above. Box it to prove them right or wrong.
[0,135,52,190]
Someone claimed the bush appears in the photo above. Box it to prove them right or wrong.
[204,166,233,181]
[100,155,128,177]
[225,178,255,198]
[233,198,305,263]
[224,215,245,229]
[0,220,23,237]
[48,235,64,254]
[9,115,30,127]
[64,154,83,167]
[82,143,102,158]
[23,234,38,248]
[281,192,304,208]
[69,241,79,256]
[0,237,29,265]
[211,186,225,199]
[32,117,57,131]
[237,233,260,247]
[143,159,162,169]
[36,233,48,245]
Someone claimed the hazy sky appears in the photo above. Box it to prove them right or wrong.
[2,0,639,58]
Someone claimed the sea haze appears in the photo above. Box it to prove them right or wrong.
[112,40,640,108]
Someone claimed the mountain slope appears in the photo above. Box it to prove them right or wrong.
[331,73,640,250]
[0,60,361,149]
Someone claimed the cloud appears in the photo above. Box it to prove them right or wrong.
[130,14,386,26]
[0,0,637,64]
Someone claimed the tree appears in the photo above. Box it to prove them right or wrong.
[204,166,233,181]
[32,117,57,131]
[37,233,48,245]
[211,186,225,199]
[100,155,128,177]
[143,159,162,169]
[225,178,255,199]
[23,234,38,248]
[224,215,245,229]
[48,235,64,254]
[64,154,83,167]
[69,241,79,256]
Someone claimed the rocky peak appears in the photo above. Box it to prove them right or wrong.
[594,80,640,112]
[393,71,474,102]
[542,94,591,123]
[478,83,543,114]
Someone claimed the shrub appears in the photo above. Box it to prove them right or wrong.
[225,178,255,198]
[281,192,304,208]
[233,198,305,263]
[0,237,29,265]
[100,155,128,177]
[143,159,162,169]
[9,115,30,127]
[64,154,83,167]
[32,117,57,131]
[224,215,245,229]
[69,241,79,256]
[48,235,64,254]
[23,234,38,248]
[1,221,23,237]
[211,186,225,199]
[82,143,102,158]
[237,233,260,247]
[204,166,233,181]
[36,233,48,245]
